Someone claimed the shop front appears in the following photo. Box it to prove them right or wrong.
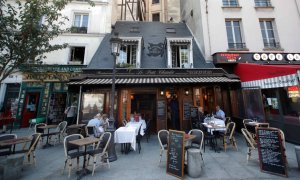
[16,65,85,128]
[213,52,300,144]
[69,68,240,132]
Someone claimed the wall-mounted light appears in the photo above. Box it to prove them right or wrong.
[185,89,189,96]
[160,90,164,96]
[130,95,134,100]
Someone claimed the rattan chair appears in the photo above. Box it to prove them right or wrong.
[87,132,111,176]
[225,117,231,125]
[136,124,143,153]
[34,123,46,146]
[51,121,68,145]
[0,134,17,156]
[241,128,257,162]
[14,133,42,166]
[257,123,270,128]
[158,129,169,164]
[122,119,127,126]
[243,119,253,128]
[62,134,85,178]
[220,122,238,151]
[144,120,151,142]
[186,129,204,163]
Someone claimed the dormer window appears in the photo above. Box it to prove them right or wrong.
[117,38,142,68]
[167,38,193,68]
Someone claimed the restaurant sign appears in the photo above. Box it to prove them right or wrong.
[85,68,226,77]
[213,53,300,64]
[287,86,300,98]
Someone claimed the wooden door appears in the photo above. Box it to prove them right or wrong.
[156,90,167,132]
[22,92,40,127]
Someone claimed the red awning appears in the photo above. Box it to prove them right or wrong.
[234,63,300,89]
[234,63,300,82]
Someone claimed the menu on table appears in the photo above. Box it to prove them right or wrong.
[256,127,287,177]
[167,130,185,179]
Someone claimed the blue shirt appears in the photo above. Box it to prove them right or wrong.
[216,109,225,121]
[88,118,101,128]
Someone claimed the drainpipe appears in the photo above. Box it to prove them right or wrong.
[205,0,212,59]
[295,0,300,18]
[76,85,82,125]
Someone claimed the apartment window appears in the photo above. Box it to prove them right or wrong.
[152,0,159,4]
[118,44,137,68]
[71,14,89,33]
[260,20,280,48]
[152,13,160,22]
[171,45,191,68]
[255,0,272,7]
[69,47,85,64]
[223,0,239,7]
[225,20,246,49]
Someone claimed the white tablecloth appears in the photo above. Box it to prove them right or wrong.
[114,120,146,151]
[203,118,226,134]
[126,120,146,136]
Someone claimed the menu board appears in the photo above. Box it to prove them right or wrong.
[183,102,191,121]
[167,130,185,179]
[256,127,287,177]
[190,107,198,118]
[157,100,166,118]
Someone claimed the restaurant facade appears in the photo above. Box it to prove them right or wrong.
[14,65,85,128]
[213,52,300,144]
[69,21,240,132]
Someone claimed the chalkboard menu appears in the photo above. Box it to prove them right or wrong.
[190,107,198,118]
[157,100,166,118]
[256,127,287,177]
[167,130,185,179]
[183,102,191,121]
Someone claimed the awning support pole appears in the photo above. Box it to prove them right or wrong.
[76,85,82,125]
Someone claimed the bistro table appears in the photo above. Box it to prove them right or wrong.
[125,120,146,136]
[69,137,99,179]
[37,125,58,149]
[0,136,31,154]
[202,119,226,153]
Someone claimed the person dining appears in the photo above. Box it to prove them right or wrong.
[87,113,105,137]
[215,105,225,121]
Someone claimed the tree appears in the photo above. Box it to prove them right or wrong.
[0,0,93,83]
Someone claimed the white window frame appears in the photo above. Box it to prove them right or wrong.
[223,0,239,7]
[67,44,87,65]
[225,20,245,49]
[167,38,193,68]
[259,20,279,48]
[73,13,89,28]
[255,0,272,7]
[118,37,142,68]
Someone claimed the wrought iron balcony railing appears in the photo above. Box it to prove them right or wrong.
[228,43,247,49]
[223,0,240,7]
[255,0,272,7]
[264,42,281,49]
[70,26,87,34]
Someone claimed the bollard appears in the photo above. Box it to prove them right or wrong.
[187,148,202,178]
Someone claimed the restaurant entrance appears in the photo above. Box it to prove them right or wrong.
[131,93,156,132]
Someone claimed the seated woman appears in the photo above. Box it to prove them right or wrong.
[87,113,105,137]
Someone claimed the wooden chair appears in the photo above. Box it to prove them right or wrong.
[241,128,257,162]
[14,133,42,166]
[87,132,111,176]
[62,134,85,178]
[0,134,17,156]
[186,129,204,163]
[158,130,169,164]
[220,122,238,151]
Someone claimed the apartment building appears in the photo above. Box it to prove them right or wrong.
[1,0,112,128]
[112,0,180,23]
[181,0,300,143]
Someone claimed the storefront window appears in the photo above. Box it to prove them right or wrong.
[243,88,265,122]
[262,89,281,122]
[120,90,128,120]
[279,88,300,125]
[230,89,245,118]
[82,93,104,121]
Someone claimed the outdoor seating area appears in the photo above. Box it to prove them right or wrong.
[0,126,299,180]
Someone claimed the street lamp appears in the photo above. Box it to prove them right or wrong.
[107,33,122,162]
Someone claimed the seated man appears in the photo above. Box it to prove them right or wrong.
[215,105,226,121]
[87,113,105,137]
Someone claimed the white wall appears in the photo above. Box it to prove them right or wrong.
[181,0,300,61]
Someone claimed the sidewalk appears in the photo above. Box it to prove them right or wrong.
[9,128,300,179]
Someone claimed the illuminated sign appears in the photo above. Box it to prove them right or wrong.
[220,53,241,62]
[288,86,300,98]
